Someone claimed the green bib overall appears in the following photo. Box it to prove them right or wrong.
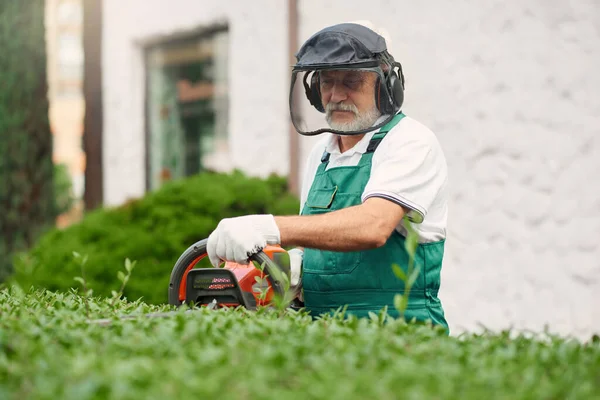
[300,113,448,329]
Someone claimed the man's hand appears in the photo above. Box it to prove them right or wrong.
[207,214,280,267]
[287,247,303,287]
[287,247,304,301]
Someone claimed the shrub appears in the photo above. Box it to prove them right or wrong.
[9,170,300,305]
[0,287,598,399]
[54,162,76,216]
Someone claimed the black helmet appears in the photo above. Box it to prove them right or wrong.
[290,23,405,136]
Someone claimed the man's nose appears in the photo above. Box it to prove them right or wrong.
[329,82,348,103]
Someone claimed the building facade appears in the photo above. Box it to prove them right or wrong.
[101,0,600,340]
[45,0,85,226]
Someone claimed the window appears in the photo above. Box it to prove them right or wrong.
[145,28,229,191]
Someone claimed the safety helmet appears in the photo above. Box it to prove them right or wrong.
[289,23,405,136]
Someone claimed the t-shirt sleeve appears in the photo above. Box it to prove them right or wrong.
[361,134,447,223]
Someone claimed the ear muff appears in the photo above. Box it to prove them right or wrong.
[310,72,325,113]
[304,65,404,115]
[375,64,404,114]
[302,71,325,113]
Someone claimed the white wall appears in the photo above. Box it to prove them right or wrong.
[102,0,290,206]
[103,0,600,340]
[298,0,600,340]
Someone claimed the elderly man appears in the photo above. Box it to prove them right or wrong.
[207,23,449,329]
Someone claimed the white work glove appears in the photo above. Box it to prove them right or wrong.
[287,248,303,302]
[287,248,303,288]
[207,214,280,267]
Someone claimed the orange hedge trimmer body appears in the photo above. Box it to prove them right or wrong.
[168,240,292,311]
[89,240,296,326]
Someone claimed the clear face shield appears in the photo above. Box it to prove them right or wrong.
[289,67,396,136]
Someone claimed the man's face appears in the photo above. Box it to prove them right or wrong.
[319,69,382,132]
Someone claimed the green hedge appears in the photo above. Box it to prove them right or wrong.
[9,170,300,305]
[1,287,598,399]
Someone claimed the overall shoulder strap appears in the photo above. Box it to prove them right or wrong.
[366,112,406,154]
[320,112,406,165]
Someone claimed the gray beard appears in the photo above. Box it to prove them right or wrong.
[325,102,382,132]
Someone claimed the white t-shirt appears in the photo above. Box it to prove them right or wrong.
[299,115,448,243]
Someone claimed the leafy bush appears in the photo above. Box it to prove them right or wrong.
[0,287,598,399]
[8,170,300,305]
[54,162,76,216]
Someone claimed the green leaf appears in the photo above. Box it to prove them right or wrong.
[404,234,418,259]
[73,277,85,286]
[402,218,419,258]
[254,261,266,272]
[125,258,133,273]
[267,265,290,290]
[394,294,407,313]
[392,264,407,282]
[117,271,126,283]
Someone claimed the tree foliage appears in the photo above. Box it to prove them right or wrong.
[0,0,57,280]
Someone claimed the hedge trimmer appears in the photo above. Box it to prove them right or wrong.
[167,237,303,310]
[89,237,303,325]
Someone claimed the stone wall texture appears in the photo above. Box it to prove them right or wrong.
[103,0,600,340]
